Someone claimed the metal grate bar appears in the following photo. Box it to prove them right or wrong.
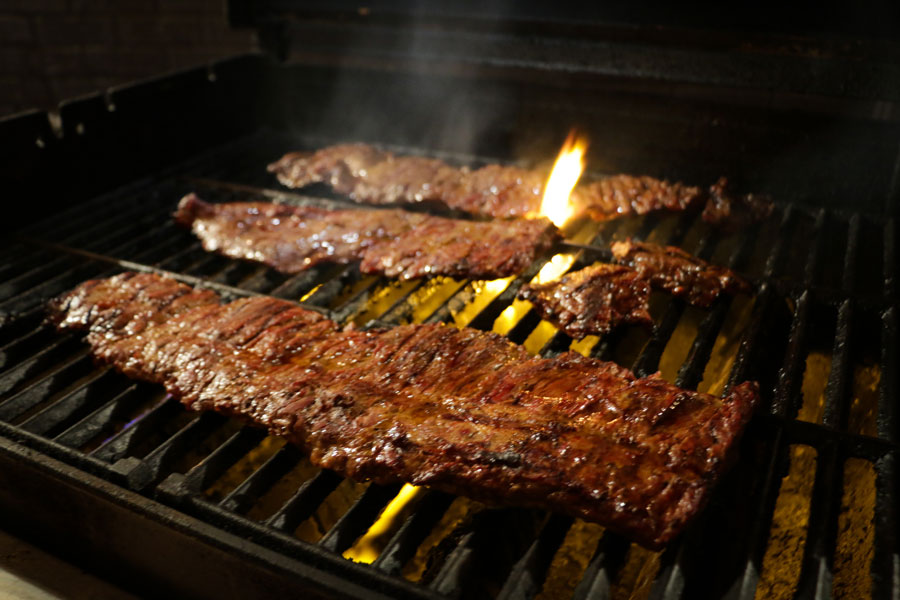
[25,241,333,316]
[372,491,455,576]
[728,430,789,600]
[18,171,181,241]
[0,256,82,303]
[533,212,695,361]
[630,229,718,378]
[0,351,96,423]
[570,531,631,600]
[0,325,57,372]
[428,256,550,329]
[178,426,269,494]
[228,266,288,295]
[772,210,826,418]
[24,189,167,249]
[267,267,343,301]
[0,245,50,283]
[265,469,343,533]
[428,508,538,599]
[727,206,797,390]
[496,513,573,600]
[306,266,374,311]
[821,300,854,430]
[151,241,210,272]
[794,444,842,599]
[763,207,795,279]
[133,411,228,489]
[770,291,811,417]
[884,218,896,299]
[0,262,114,318]
[842,215,861,293]
[871,453,899,599]
[218,443,303,514]
[17,367,125,437]
[52,383,145,449]
[675,231,756,390]
[803,210,827,286]
[319,483,405,554]
[631,298,686,378]
[645,239,762,600]
[879,308,898,443]
[0,339,88,400]
[0,309,47,351]
[90,395,183,463]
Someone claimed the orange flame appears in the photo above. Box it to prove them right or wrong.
[539,131,588,228]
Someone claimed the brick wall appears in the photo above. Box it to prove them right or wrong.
[0,0,257,117]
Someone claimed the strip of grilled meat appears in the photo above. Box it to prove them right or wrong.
[518,263,653,339]
[268,144,704,221]
[48,272,759,549]
[702,177,774,232]
[174,194,558,281]
[611,239,752,307]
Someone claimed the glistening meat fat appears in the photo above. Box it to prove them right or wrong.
[48,272,759,549]
[267,144,704,221]
[174,194,559,280]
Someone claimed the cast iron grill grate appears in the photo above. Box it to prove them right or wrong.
[0,131,897,599]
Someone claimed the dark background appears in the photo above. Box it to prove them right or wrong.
[0,0,256,117]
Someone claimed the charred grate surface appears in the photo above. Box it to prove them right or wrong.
[0,130,897,600]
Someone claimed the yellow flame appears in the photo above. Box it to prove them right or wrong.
[535,253,578,284]
[343,484,422,563]
[539,131,588,228]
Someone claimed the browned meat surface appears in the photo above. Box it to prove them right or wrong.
[702,177,774,231]
[573,175,704,221]
[269,144,703,221]
[611,239,752,307]
[518,263,653,339]
[174,194,558,281]
[48,272,759,550]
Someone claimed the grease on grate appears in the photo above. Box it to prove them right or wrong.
[755,444,817,600]
[535,520,605,599]
[848,363,880,438]
[296,479,369,543]
[833,458,876,599]
[698,295,755,395]
[796,352,832,424]
[656,306,705,382]
[402,497,487,582]
[608,545,661,600]
[352,280,421,325]
[204,436,286,502]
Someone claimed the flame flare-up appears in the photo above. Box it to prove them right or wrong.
[539,131,588,229]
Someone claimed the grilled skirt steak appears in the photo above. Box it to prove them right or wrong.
[174,194,559,281]
[518,263,653,339]
[268,144,704,222]
[611,239,752,307]
[702,177,775,232]
[48,272,759,549]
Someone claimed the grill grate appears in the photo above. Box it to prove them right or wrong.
[1,130,897,599]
